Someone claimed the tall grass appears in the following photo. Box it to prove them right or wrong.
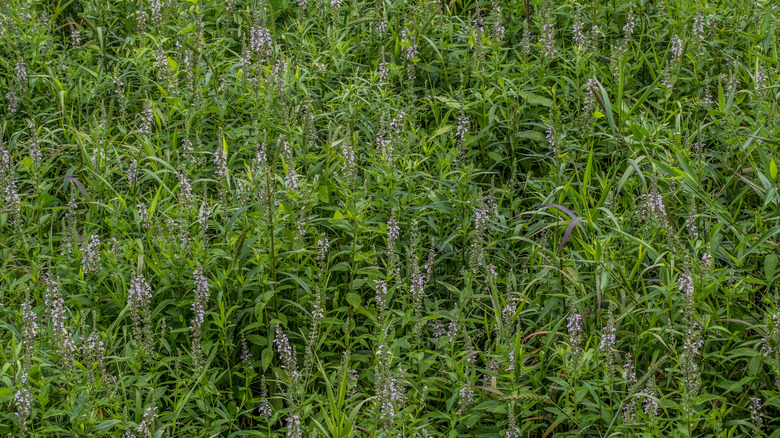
[1,0,779,436]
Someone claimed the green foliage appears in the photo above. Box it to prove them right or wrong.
[1,0,779,436]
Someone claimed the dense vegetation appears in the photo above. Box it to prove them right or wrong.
[1,0,779,436]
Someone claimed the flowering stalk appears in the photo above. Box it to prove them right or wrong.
[490,0,505,42]
[82,325,108,390]
[43,275,74,358]
[469,196,497,274]
[136,404,158,437]
[128,273,154,360]
[600,305,617,379]
[21,300,37,370]
[190,268,210,368]
[240,332,254,371]
[15,372,33,433]
[386,210,401,285]
[457,373,475,414]
[250,10,273,62]
[374,339,405,429]
[82,234,101,274]
[257,376,273,418]
[622,354,637,423]
[643,377,659,420]
[274,328,303,428]
[538,0,557,60]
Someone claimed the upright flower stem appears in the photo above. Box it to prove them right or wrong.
[265,168,278,317]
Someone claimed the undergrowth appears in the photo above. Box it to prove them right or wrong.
[1,0,780,436]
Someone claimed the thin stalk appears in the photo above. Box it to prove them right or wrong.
[265,168,277,317]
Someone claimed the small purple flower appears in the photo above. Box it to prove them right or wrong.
[286,414,302,438]
[21,301,38,344]
[250,21,273,59]
[71,28,81,47]
[378,373,404,419]
[316,235,330,272]
[330,0,342,16]
[374,280,389,313]
[257,398,273,418]
[128,273,153,312]
[378,61,389,82]
[679,271,694,304]
[540,19,556,59]
[241,345,254,369]
[274,331,298,376]
[751,397,764,428]
[199,201,212,231]
[683,322,704,356]
[637,188,667,223]
[252,141,267,169]
[214,146,228,179]
[456,113,470,144]
[623,357,636,382]
[139,106,153,137]
[670,36,684,59]
[701,252,712,270]
[505,425,521,438]
[401,28,417,61]
[82,235,101,274]
[128,159,139,184]
[257,377,273,418]
[458,383,475,413]
[431,321,447,344]
[273,56,287,90]
[692,15,705,41]
[600,321,615,350]
[685,217,698,237]
[410,272,425,303]
[15,372,33,430]
[15,60,28,84]
[643,386,658,417]
[507,351,515,371]
[6,91,18,114]
[43,276,74,355]
[136,405,157,437]
[191,268,209,330]
[546,125,557,151]
[572,14,587,48]
[387,216,400,241]
[181,137,196,165]
[623,13,635,38]
[485,264,497,282]
[137,204,148,225]
[148,0,162,22]
[567,313,583,358]
[755,70,768,90]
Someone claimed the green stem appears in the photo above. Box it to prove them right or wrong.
[265,169,277,317]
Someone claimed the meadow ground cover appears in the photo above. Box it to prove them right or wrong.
[1,0,779,436]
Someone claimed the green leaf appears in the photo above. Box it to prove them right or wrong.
[346,292,362,308]
[431,124,453,138]
[766,254,778,283]
[517,90,553,107]
[318,183,330,202]
[597,82,616,137]
[517,130,547,143]
[246,335,267,346]
[261,347,273,371]
[93,420,122,432]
